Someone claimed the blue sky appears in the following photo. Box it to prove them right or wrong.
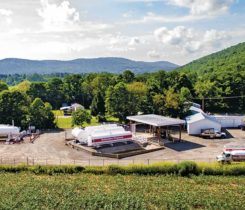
[0,0,244,65]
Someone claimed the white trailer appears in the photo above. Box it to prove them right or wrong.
[72,124,132,147]
[217,150,245,163]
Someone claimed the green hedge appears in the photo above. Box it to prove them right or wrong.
[2,162,245,176]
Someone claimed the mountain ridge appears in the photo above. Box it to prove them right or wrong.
[177,42,245,74]
[0,57,179,75]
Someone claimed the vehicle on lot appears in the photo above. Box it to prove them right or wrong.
[240,124,245,131]
[217,150,245,163]
[200,128,226,139]
[224,143,245,152]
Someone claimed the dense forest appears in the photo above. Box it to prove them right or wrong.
[0,42,244,129]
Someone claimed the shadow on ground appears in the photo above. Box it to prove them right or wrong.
[223,129,235,139]
[164,140,205,152]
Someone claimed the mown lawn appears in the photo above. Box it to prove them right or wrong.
[53,110,119,129]
[0,173,245,209]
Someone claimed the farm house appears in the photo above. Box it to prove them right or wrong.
[186,113,221,135]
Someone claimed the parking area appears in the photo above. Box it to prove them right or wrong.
[0,129,244,165]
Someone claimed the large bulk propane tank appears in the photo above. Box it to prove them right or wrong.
[0,125,20,136]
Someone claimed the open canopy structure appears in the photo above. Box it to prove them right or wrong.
[127,114,185,143]
[127,114,185,127]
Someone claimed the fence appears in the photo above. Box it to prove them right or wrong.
[0,157,216,166]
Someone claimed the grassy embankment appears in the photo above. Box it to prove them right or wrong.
[0,169,245,209]
[52,110,119,129]
[1,162,245,208]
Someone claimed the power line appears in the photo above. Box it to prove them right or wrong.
[194,95,245,100]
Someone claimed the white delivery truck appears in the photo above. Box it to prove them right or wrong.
[216,150,245,163]
[223,143,245,152]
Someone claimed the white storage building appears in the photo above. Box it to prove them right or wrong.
[186,113,221,135]
[213,115,244,128]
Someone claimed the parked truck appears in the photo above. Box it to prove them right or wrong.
[200,128,226,139]
[216,150,245,163]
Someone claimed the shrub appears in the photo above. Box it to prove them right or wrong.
[107,165,125,175]
[29,165,84,175]
[0,164,28,173]
[125,163,178,175]
[199,163,224,176]
[177,161,200,176]
[83,166,107,175]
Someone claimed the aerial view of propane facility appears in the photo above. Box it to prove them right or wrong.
[0,0,245,209]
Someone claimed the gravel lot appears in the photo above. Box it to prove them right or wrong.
[0,129,244,165]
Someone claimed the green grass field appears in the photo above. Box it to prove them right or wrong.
[0,173,244,209]
[53,110,119,129]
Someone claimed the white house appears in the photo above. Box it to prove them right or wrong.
[186,113,221,135]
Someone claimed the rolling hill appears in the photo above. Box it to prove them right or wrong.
[178,42,245,74]
[0,57,178,75]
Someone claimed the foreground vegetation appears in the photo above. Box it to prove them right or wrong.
[2,161,245,176]
[1,172,245,209]
[1,162,245,209]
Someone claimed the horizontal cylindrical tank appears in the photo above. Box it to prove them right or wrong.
[72,124,132,147]
[71,128,88,144]
[0,125,20,136]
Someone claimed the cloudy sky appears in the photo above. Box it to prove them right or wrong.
[0,0,244,65]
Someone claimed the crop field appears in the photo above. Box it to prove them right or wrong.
[0,173,245,209]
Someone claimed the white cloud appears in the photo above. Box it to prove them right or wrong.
[166,0,234,16]
[154,26,230,53]
[0,9,12,16]
[0,9,13,24]
[37,0,80,32]
[147,50,161,59]
[129,37,141,46]
[107,34,137,52]
[154,26,194,45]
[123,0,234,25]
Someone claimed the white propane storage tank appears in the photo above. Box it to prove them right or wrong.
[71,127,88,144]
[72,124,132,147]
[0,125,20,136]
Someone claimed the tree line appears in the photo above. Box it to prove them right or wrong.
[0,68,244,129]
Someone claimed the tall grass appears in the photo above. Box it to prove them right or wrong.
[2,162,245,176]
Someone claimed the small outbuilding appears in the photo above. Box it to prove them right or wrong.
[186,113,221,135]
[60,103,84,115]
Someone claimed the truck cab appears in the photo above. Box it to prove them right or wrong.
[216,152,232,163]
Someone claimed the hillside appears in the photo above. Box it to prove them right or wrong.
[0,57,178,75]
[178,42,245,74]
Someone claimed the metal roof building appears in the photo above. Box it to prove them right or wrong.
[186,113,221,135]
[127,114,185,127]
[127,114,185,143]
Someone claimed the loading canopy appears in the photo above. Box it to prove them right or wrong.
[127,114,185,126]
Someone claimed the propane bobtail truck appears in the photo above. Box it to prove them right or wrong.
[216,150,245,163]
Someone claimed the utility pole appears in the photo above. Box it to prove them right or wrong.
[202,98,205,112]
